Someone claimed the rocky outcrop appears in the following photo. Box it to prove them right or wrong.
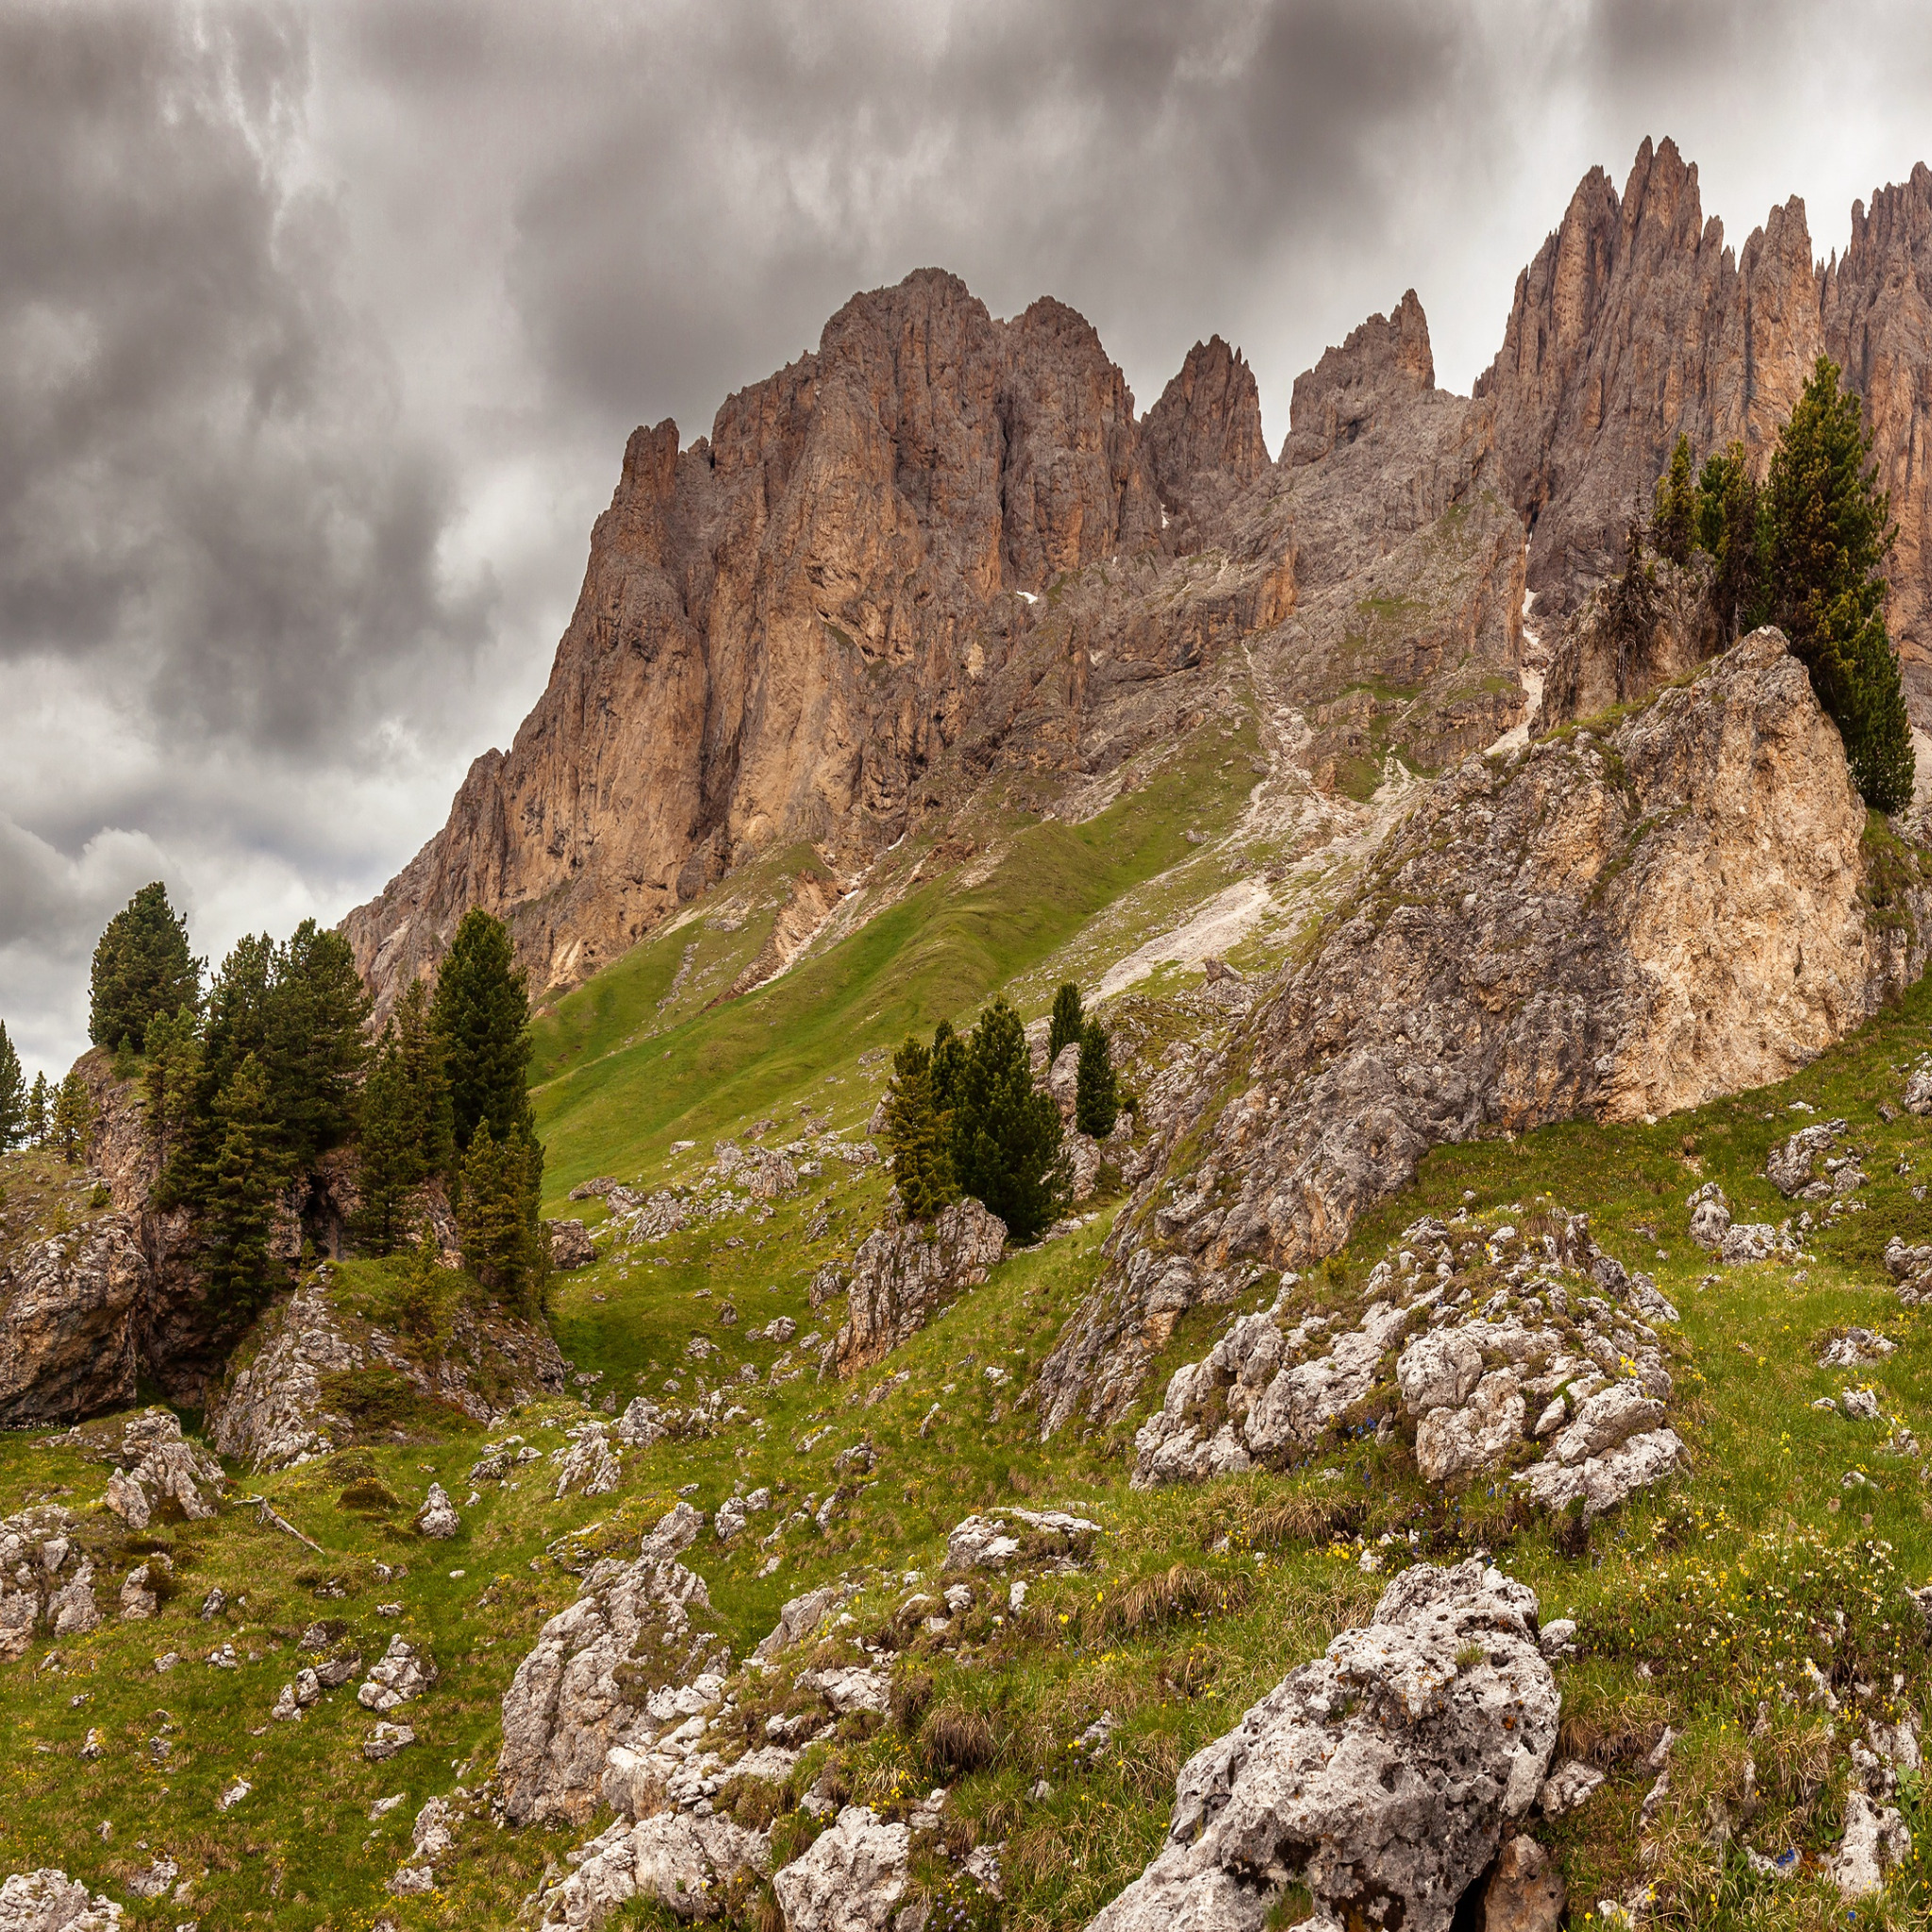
[1141,336,1271,544]
[541,1812,769,1928]
[85,1407,223,1528]
[1531,558,1720,734]
[1283,290,1437,468]
[1041,629,1927,1430]
[0,1870,123,1930]
[498,1503,728,1827]
[1085,1561,1559,1932]
[818,1199,1006,1378]
[1129,1209,1684,1522]
[207,1267,566,1471]
[0,1213,149,1425]
[0,1507,94,1662]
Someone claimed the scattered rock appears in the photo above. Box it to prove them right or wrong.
[1685,1182,1729,1252]
[1479,1836,1565,1932]
[415,1484,460,1540]
[1766,1120,1859,1198]
[363,1723,416,1761]
[1085,1562,1558,1932]
[358,1636,438,1712]
[92,1409,223,1528]
[944,1508,1098,1571]
[1820,1328,1896,1369]
[550,1221,599,1271]
[1828,1790,1912,1899]
[540,1812,770,1928]
[753,1587,841,1663]
[1536,1759,1604,1817]
[552,1424,623,1500]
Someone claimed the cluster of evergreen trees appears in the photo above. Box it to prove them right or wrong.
[879,982,1123,1242]
[1651,355,1912,812]
[52,885,548,1319]
[0,1018,92,1161]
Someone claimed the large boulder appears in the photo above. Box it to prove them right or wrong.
[498,1504,727,1827]
[821,1200,1006,1378]
[1086,1561,1559,1932]
[0,1869,123,1930]
[772,1807,909,1932]
[538,1812,769,1928]
[1042,630,1930,1431]
[87,1407,223,1529]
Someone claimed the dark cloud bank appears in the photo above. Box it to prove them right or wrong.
[3,0,1927,1072]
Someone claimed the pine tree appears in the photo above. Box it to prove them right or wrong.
[928,1018,967,1117]
[1074,1019,1119,1139]
[25,1072,49,1148]
[0,1024,25,1150]
[1761,356,1914,812]
[88,882,199,1054]
[951,998,1069,1242]
[265,920,371,1171]
[1047,984,1085,1064]
[1692,441,1763,641]
[1653,433,1696,566]
[879,1035,958,1224]
[52,1072,92,1165]
[396,1221,447,1346]
[203,1054,281,1307]
[431,909,534,1153]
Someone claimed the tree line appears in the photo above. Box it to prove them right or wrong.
[1649,355,1912,812]
[879,981,1123,1243]
[0,886,550,1319]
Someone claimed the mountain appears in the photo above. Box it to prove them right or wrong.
[344,141,1932,1016]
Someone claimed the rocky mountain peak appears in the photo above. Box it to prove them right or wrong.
[1141,335,1270,513]
[1282,288,1436,467]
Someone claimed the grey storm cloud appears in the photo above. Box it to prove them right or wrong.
[4,0,1932,1074]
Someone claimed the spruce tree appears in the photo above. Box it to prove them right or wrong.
[52,1072,91,1165]
[1653,433,1696,566]
[1047,983,1085,1064]
[355,1028,416,1255]
[25,1072,49,1147]
[458,1122,546,1311]
[88,882,199,1054]
[265,920,371,1171]
[951,997,1069,1242]
[203,1053,281,1307]
[141,1008,204,1190]
[1074,1019,1119,1139]
[880,1035,958,1223]
[431,909,534,1153]
[928,1018,967,1117]
[0,1024,25,1149]
[397,1221,447,1344]
[392,977,456,1181]
[1761,356,1914,812]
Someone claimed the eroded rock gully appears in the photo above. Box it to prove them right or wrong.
[1039,629,1930,1431]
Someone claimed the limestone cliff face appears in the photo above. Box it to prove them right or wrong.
[345,272,1264,1009]
[1037,630,1932,1432]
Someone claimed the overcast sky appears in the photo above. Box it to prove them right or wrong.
[5,0,1930,1076]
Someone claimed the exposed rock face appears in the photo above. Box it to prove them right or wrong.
[541,1812,769,1928]
[820,1199,1006,1378]
[0,1507,92,1662]
[1141,335,1271,543]
[1531,559,1719,734]
[498,1504,729,1827]
[206,1269,566,1472]
[89,1408,223,1528]
[0,1215,149,1425]
[1041,630,1925,1430]
[1085,1561,1559,1932]
[1283,290,1437,467]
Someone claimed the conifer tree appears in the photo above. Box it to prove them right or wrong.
[950,997,1069,1242]
[141,1008,204,1188]
[1760,356,1914,812]
[88,883,199,1054]
[431,909,534,1153]
[1047,983,1085,1064]
[0,1024,25,1150]
[25,1072,49,1147]
[391,977,455,1181]
[1653,433,1696,566]
[928,1017,967,1117]
[265,921,371,1171]
[52,1071,91,1165]
[397,1221,446,1345]
[355,1030,416,1255]
[1692,441,1763,641]
[1074,1019,1119,1139]
[458,1121,546,1312]
[880,1035,958,1223]
[203,1054,281,1306]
